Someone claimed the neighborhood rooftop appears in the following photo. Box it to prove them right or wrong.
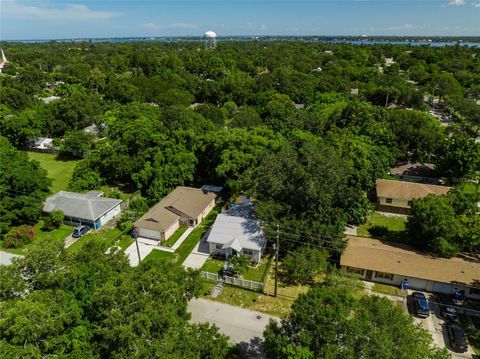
[135,186,216,232]
[389,162,436,178]
[376,179,451,201]
[341,236,480,287]
[43,191,122,221]
[207,213,265,252]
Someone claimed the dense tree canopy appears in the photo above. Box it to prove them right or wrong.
[263,282,449,359]
[407,190,480,257]
[0,137,51,234]
[0,238,229,358]
[1,40,478,253]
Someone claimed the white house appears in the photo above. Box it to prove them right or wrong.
[30,137,54,150]
[43,191,122,229]
[206,214,266,262]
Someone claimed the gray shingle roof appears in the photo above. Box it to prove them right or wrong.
[43,191,121,221]
[206,214,265,252]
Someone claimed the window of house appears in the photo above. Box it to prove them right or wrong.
[469,288,480,295]
[215,244,223,250]
[375,271,394,281]
[242,249,254,256]
[386,198,393,204]
[346,267,364,275]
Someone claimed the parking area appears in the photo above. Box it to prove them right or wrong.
[406,292,476,358]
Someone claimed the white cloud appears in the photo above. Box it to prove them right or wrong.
[260,24,268,31]
[387,23,415,31]
[2,1,119,21]
[448,0,465,5]
[473,2,480,7]
[143,23,196,32]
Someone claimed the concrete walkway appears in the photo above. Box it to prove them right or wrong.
[64,234,79,248]
[171,227,193,250]
[188,298,279,357]
[0,250,22,265]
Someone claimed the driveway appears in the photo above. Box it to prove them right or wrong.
[182,229,211,270]
[0,250,22,265]
[125,238,172,266]
[408,293,475,359]
[188,298,279,356]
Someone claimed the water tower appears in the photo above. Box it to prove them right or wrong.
[204,31,217,50]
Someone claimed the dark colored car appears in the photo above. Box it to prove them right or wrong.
[72,225,90,238]
[437,294,458,320]
[446,322,468,353]
[412,292,430,318]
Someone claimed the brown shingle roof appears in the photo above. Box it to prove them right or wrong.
[134,187,216,232]
[376,179,451,201]
[161,187,216,219]
[340,236,480,287]
[134,203,179,232]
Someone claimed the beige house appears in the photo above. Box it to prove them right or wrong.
[134,187,216,241]
[341,236,480,300]
[376,179,451,214]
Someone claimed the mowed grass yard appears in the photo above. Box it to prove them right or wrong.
[357,212,408,243]
[26,151,79,193]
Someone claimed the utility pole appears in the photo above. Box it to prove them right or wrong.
[133,231,141,264]
[274,224,279,297]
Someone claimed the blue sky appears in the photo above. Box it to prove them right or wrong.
[1,0,479,40]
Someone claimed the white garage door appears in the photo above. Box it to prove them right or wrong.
[406,278,428,291]
[138,228,161,240]
[431,282,453,294]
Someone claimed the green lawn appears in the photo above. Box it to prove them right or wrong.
[26,152,79,193]
[372,283,405,297]
[68,228,124,252]
[162,226,188,247]
[34,222,73,241]
[242,257,270,282]
[0,222,73,254]
[115,234,134,250]
[201,258,225,274]
[357,212,408,243]
[459,181,480,194]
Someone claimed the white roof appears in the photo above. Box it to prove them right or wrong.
[32,137,53,149]
[43,191,121,222]
[207,213,265,251]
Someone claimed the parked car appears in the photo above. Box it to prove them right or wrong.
[446,322,468,353]
[412,292,430,318]
[72,225,90,238]
[437,294,458,320]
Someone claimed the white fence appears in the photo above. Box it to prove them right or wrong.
[200,271,264,292]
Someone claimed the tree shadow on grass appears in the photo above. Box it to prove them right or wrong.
[368,225,409,243]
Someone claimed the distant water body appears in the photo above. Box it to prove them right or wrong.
[9,37,480,47]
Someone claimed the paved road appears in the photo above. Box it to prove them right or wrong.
[188,298,279,356]
[0,250,22,265]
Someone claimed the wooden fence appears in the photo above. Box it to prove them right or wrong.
[200,271,264,292]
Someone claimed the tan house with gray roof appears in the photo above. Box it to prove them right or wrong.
[134,187,216,241]
[376,179,451,214]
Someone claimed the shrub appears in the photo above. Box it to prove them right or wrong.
[3,225,36,248]
[229,254,250,277]
[43,210,64,231]
[281,247,329,285]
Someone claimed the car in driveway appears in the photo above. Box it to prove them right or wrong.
[72,225,90,238]
[446,322,468,353]
[437,294,458,321]
[412,292,430,318]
